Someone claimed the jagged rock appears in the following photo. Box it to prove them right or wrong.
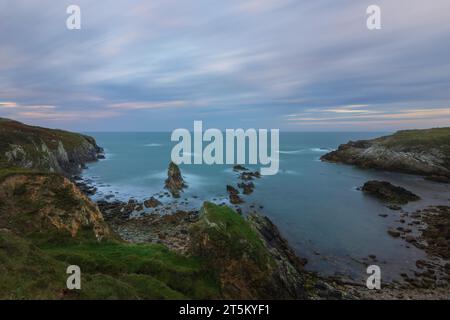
[189,202,310,299]
[164,162,186,198]
[144,197,162,208]
[362,180,420,204]
[239,171,261,181]
[238,182,255,195]
[226,185,244,204]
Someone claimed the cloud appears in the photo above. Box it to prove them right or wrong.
[109,100,189,110]
[15,110,120,121]
[0,102,17,108]
[0,0,450,131]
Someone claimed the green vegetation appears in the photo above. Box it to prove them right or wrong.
[0,230,219,299]
[0,230,67,300]
[0,117,90,154]
[39,238,219,299]
[379,127,450,155]
[0,117,100,174]
[0,118,289,299]
[193,202,271,267]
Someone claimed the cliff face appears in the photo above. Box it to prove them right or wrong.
[189,202,309,299]
[0,118,103,176]
[321,128,450,179]
[0,173,111,240]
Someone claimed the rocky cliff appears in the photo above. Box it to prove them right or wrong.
[0,173,111,240]
[0,118,103,176]
[321,127,450,180]
[189,202,311,299]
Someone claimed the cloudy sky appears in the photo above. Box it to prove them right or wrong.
[1,0,449,131]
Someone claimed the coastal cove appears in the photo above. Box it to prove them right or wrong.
[81,131,450,283]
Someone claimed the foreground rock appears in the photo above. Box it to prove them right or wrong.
[164,162,186,198]
[0,117,103,176]
[321,127,450,180]
[0,173,111,240]
[189,203,310,299]
[361,180,420,204]
[144,197,162,208]
[415,206,450,260]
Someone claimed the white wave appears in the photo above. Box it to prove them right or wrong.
[277,147,330,155]
[144,143,163,147]
[310,147,331,153]
[279,169,301,175]
[277,150,303,154]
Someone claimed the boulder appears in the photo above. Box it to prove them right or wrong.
[144,197,162,208]
[362,180,420,204]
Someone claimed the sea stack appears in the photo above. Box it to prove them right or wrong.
[165,162,186,198]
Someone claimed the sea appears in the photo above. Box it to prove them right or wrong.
[81,132,450,282]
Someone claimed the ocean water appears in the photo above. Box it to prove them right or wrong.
[82,132,450,282]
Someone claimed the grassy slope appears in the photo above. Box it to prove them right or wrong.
[0,118,90,154]
[0,176,285,299]
[0,171,221,299]
[189,202,276,299]
[0,229,219,299]
[376,127,450,156]
[193,202,271,267]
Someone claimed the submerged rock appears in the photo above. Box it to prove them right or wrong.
[233,164,248,171]
[164,162,186,198]
[239,171,261,181]
[361,180,420,204]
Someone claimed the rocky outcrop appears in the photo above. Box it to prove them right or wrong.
[144,197,162,208]
[321,128,450,179]
[0,173,111,240]
[0,118,103,176]
[239,171,261,181]
[361,180,420,204]
[238,182,255,195]
[189,202,310,299]
[233,165,248,171]
[164,162,186,198]
[226,185,244,204]
[248,214,308,298]
[416,206,450,260]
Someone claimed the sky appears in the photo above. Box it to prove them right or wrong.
[0,0,450,132]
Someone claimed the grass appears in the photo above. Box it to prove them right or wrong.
[38,238,220,299]
[192,202,272,269]
[379,127,450,155]
[0,117,99,173]
[0,229,220,299]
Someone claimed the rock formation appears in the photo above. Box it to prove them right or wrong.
[164,162,186,198]
[361,180,420,204]
[321,127,450,180]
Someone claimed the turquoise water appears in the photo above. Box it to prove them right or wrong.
[82,132,450,281]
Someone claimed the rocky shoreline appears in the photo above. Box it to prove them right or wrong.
[80,160,449,300]
[321,128,450,182]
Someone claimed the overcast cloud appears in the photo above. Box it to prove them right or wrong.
[1,0,449,131]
